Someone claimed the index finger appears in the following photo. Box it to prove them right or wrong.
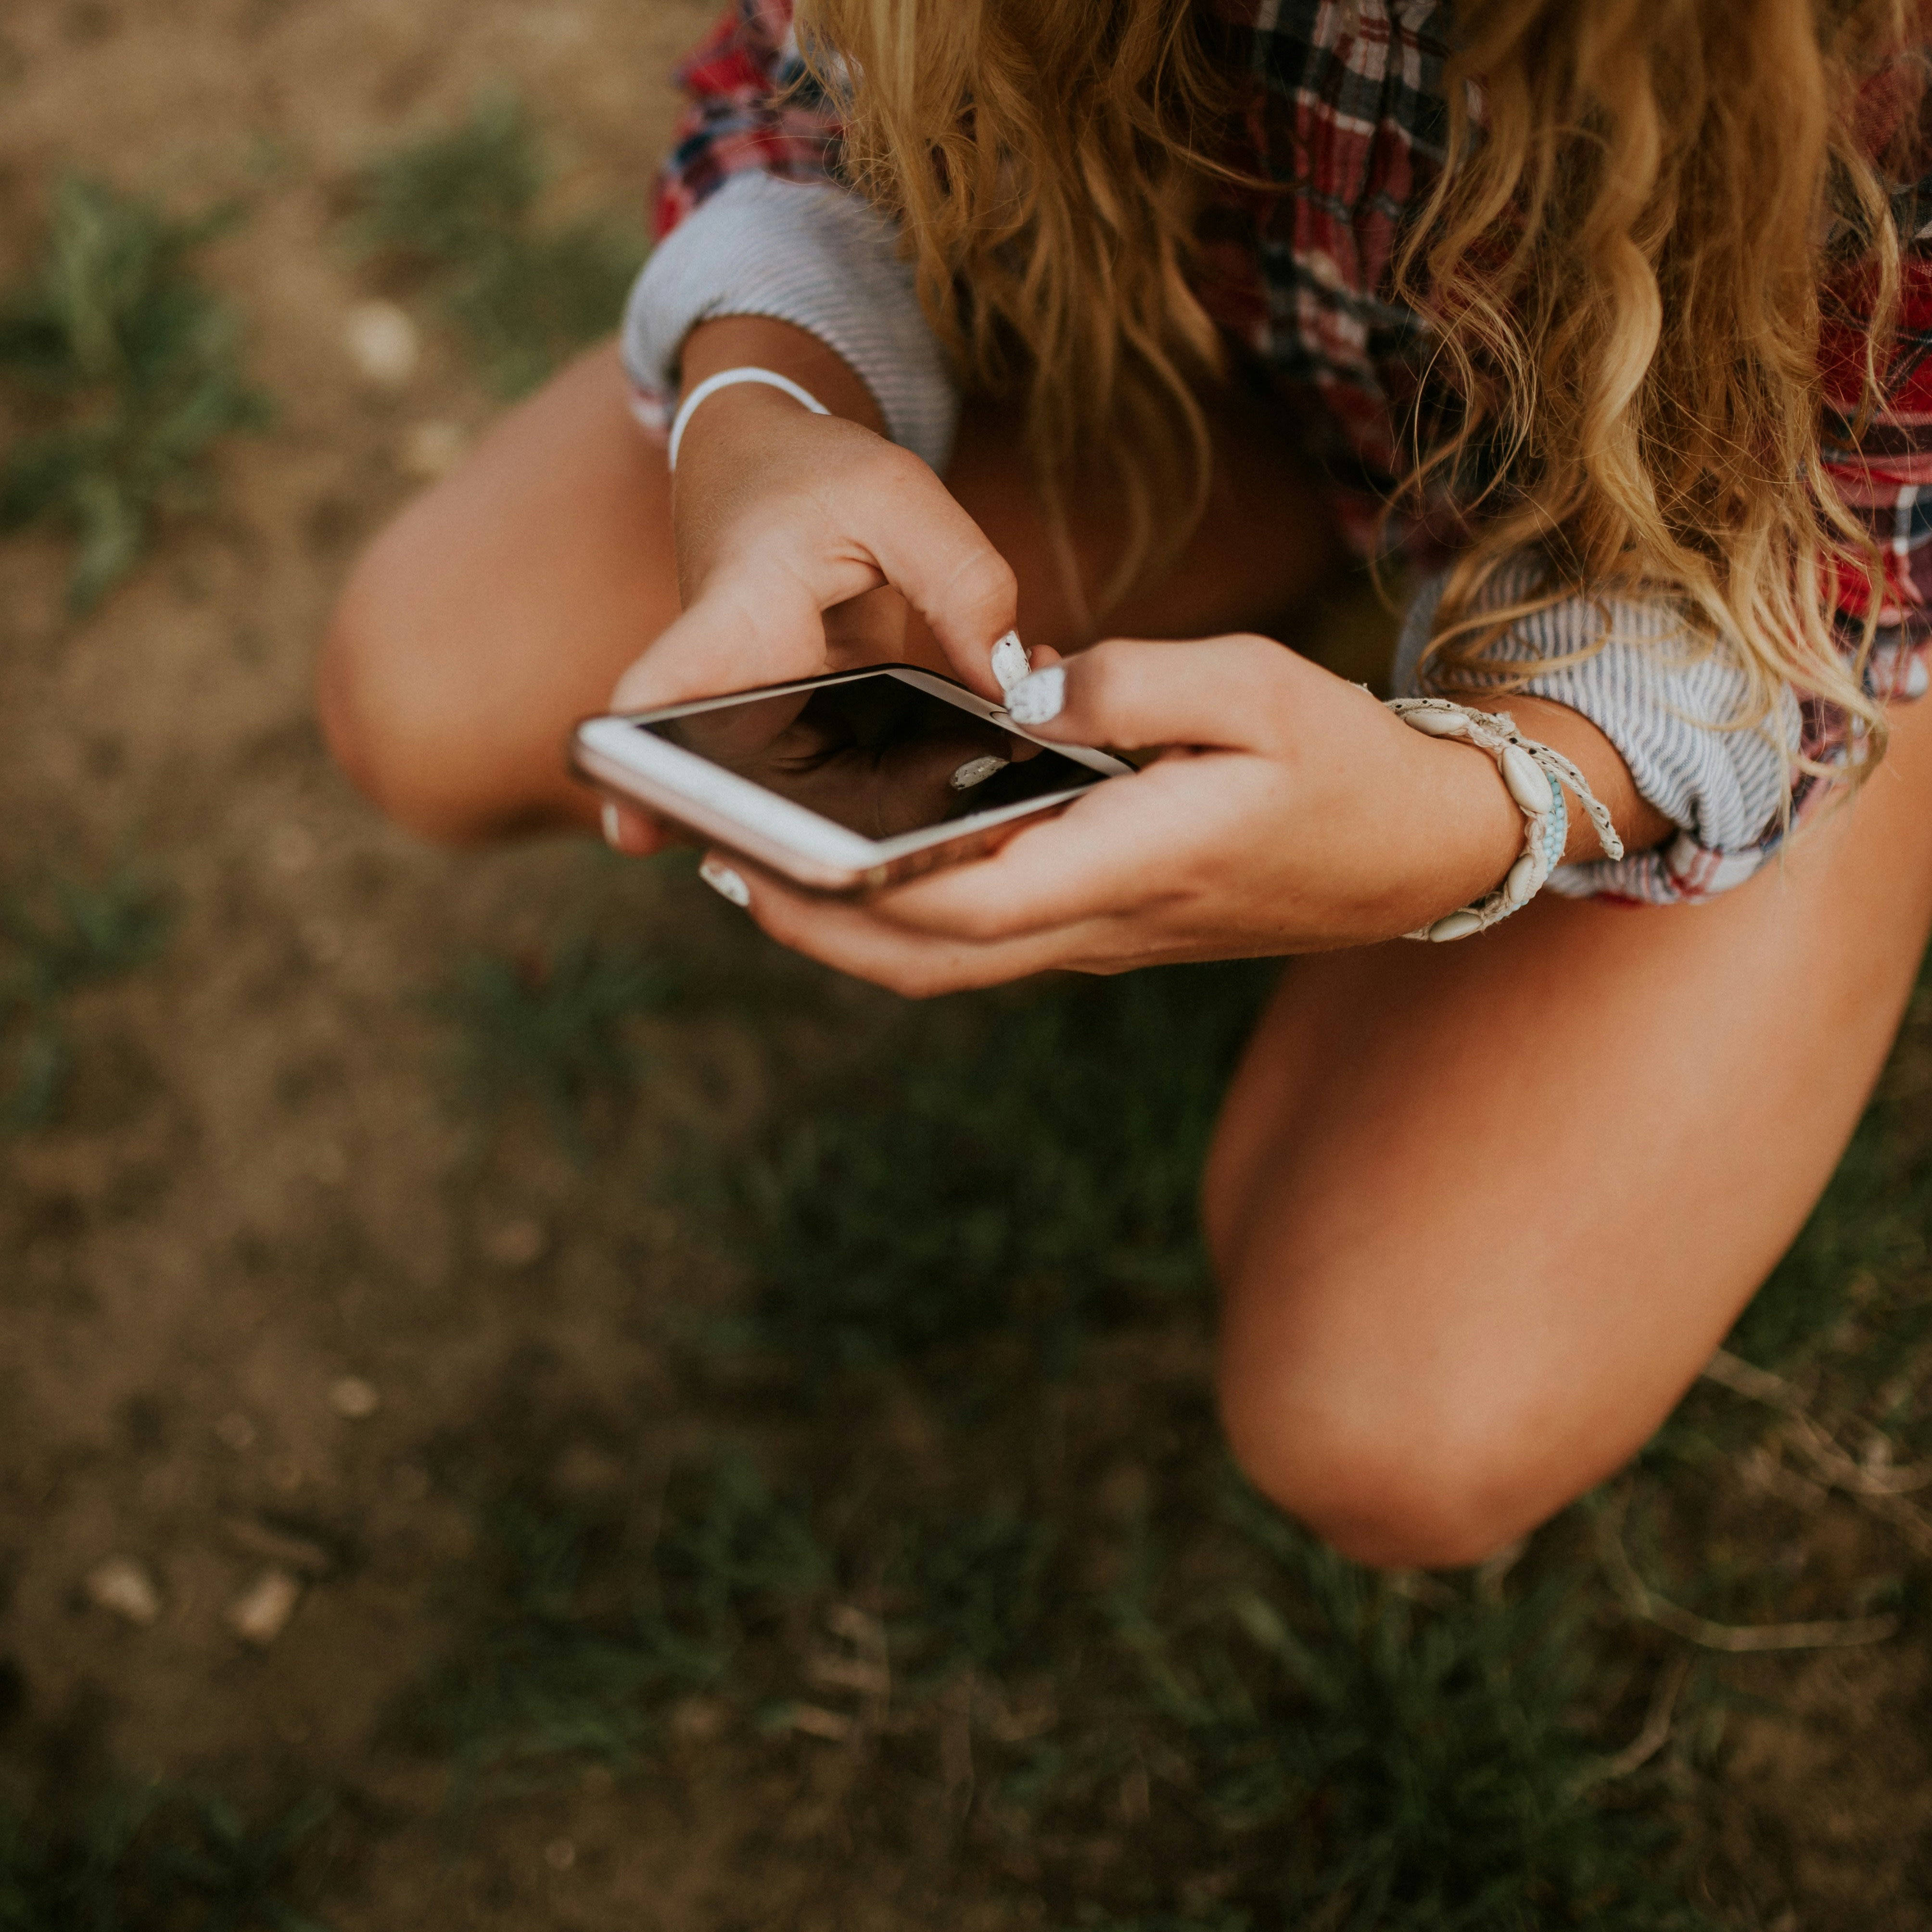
[814,446,1019,697]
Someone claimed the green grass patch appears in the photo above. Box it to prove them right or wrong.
[0,176,269,611]
[0,866,171,1131]
[1104,1484,1711,1931]
[410,1447,826,1791]
[350,95,645,397]
[717,962,1277,1381]
[0,1783,331,1932]
[422,937,677,1153]
[409,920,1932,1922]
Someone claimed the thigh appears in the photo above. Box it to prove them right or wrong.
[1205,695,1932,1569]
[318,343,1341,840]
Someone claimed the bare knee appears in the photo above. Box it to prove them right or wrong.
[318,344,674,844]
[1215,1279,1578,1572]
[319,526,481,841]
[318,504,601,845]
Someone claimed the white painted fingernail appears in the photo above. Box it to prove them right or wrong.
[948,753,1009,791]
[699,857,751,907]
[1003,666,1065,726]
[990,631,1031,693]
[600,800,624,849]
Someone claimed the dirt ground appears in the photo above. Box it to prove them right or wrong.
[3,3,1932,1928]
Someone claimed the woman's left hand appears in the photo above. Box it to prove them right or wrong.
[700,635,1538,995]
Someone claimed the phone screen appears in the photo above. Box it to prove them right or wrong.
[635,673,1110,839]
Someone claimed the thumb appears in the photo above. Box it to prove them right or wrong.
[998,635,1298,754]
[609,559,826,713]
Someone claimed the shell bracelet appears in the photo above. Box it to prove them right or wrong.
[1386,698,1624,942]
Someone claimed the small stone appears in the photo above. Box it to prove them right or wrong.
[343,300,419,386]
[227,1568,302,1647]
[224,1518,333,1576]
[267,823,317,873]
[1402,705,1466,737]
[328,1376,380,1420]
[215,1411,256,1452]
[400,419,467,479]
[786,1703,854,1741]
[86,1556,160,1627]
[483,1218,547,1270]
[549,1441,623,1499]
[1427,910,1483,942]
[670,1695,726,1742]
[544,1838,577,1872]
[301,919,346,965]
[1500,745,1550,813]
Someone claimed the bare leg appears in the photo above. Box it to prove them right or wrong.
[318,342,1341,840]
[1204,695,1932,1569]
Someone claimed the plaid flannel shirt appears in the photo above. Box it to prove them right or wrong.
[650,0,1932,904]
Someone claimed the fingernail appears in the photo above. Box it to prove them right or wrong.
[948,753,1009,791]
[699,856,751,907]
[600,800,625,849]
[990,630,1031,693]
[1003,666,1065,726]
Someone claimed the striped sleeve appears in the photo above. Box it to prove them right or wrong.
[1393,564,1804,905]
[625,0,962,473]
[623,175,961,472]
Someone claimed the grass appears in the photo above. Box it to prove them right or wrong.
[402,1396,1719,1925]
[1111,1485,1713,1931]
[0,176,269,611]
[0,866,170,1131]
[349,95,646,398]
[713,961,1278,1382]
[0,1784,331,1932]
[393,912,1932,1923]
[409,1447,826,1790]
[421,936,676,1152]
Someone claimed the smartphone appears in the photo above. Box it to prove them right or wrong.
[572,663,1133,893]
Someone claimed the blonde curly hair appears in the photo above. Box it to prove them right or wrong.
[799,0,1921,766]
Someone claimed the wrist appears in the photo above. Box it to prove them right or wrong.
[679,315,886,439]
[1387,725,1529,927]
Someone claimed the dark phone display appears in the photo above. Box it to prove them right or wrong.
[636,674,1109,839]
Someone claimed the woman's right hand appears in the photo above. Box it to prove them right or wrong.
[603,318,1020,854]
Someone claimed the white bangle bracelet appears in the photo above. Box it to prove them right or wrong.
[1387,698,1625,941]
[667,366,831,470]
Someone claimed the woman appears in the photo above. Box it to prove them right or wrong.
[319,0,1932,1569]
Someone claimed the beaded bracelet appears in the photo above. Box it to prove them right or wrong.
[1386,698,1624,942]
